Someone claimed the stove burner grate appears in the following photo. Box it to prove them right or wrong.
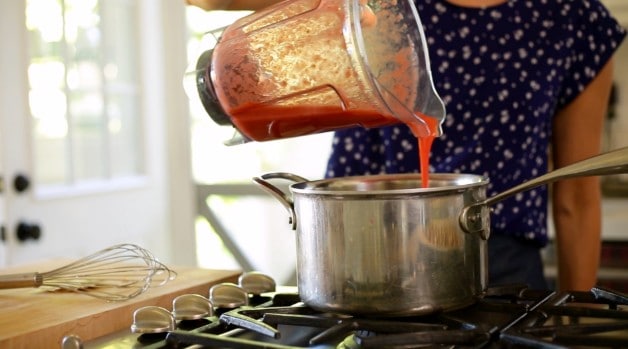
[83,278,628,349]
[157,285,628,349]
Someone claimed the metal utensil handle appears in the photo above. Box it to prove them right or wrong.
[252,172,309,230]
[460,146,628,237]
[0,272,42,289]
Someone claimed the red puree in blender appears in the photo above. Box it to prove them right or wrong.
[211,0,404,141]
[228,104,399,141]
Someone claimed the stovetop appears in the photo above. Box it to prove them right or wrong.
[70,272,628,349]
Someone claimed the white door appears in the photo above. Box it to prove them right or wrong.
[0,0,195,267]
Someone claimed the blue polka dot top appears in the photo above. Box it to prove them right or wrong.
[325,0,626,246]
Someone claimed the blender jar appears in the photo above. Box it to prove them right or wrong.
[185,0,445,145]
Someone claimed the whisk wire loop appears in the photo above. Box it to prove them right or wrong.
[0,243,177,301]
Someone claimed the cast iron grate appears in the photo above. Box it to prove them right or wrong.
[140,286,628,348]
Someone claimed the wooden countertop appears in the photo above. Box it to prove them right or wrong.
[0,262,240,348]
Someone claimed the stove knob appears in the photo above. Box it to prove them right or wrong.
[131,306,175,334]
[209,283,249,308]
[172,294,214,320]
[238,271,276,295]
[61,335,83,349]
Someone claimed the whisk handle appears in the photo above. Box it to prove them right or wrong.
[0,273,43,289]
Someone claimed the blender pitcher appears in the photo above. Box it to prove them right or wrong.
[185,0,445,145]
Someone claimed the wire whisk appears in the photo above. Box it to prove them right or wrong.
[0,243,177,301]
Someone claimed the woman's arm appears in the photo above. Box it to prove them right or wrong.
[551,59,615,291]
[185,0,283,11]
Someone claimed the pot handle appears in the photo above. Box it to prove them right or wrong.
[460,146,628,238]
[252,172,309,230]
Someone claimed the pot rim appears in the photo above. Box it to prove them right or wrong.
[290,173,489,196]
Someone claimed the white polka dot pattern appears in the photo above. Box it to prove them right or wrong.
[325,0,626,245]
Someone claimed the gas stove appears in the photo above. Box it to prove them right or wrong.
[68,271,628,349]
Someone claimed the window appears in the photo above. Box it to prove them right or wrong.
[26,0,142,187]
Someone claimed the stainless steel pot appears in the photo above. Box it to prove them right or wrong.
[253,147,628,316]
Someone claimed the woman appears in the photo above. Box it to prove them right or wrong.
[187,0,626,291]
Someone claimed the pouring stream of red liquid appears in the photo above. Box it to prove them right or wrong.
[407,114,439,188]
